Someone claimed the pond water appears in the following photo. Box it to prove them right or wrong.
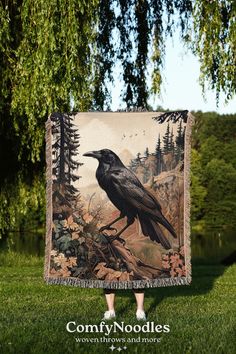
[0,231,45,257]
[0,228,235,264]
[191,228,236,264]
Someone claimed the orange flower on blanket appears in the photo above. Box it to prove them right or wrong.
[162,260,170,269]
[66,257,77,268]
[49,267,71,277]
[50,251,78,277]
[72,232,80,240]
[83,213,93,224]
[170,254,183,268]
[54,253,67,268]
[50,249,58,256]
[162,248,185,278]
[162,255,169,261]
[62,215,83,231]
[175,267,183,276]
[174,266,186,277]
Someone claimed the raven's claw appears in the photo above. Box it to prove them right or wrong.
[102,234,126,245]
[99,225,117,233]
[116,236,126,245]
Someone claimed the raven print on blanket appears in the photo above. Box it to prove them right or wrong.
[44,111,193,288]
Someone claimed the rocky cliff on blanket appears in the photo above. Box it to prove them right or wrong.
[44,111,193,288]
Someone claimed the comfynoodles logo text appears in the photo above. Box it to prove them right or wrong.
[66,321,170,336]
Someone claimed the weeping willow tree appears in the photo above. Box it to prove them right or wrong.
[0,0,98,235]
[0,0,235,235]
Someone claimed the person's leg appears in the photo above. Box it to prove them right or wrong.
[104,289,115,311]
[133,291,144,311]
[103,289,116,320]
[133,289,146,320]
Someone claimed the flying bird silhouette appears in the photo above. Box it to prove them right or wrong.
[83,149,177,249]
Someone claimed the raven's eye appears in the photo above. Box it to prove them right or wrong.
[105,154,114,163]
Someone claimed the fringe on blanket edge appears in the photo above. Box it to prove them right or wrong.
[44,112,194,289]
[44,116,53,287]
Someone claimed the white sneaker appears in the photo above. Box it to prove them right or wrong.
[102,310,116,320]
[136,309,146,321]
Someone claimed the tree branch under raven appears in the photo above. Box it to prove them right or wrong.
[83,149,177,250]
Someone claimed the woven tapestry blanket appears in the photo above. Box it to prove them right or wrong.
[44,111,193,289]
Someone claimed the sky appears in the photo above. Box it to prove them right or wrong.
[75,112,180,188]
[111,31,236,114]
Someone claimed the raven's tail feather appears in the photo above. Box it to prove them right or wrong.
[139,215,172,250]
[154,213,177,239]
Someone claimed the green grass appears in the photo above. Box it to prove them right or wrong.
[0,253,235,354]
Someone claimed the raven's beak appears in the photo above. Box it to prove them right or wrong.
[83,150,102,159]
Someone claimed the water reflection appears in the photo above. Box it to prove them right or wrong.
[0,231,45,257]
[0,228,235,263]
[191,228,236,263]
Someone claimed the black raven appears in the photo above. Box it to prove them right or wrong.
[83,149,177,249]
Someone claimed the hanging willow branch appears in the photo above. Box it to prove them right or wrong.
[0,0,234,164]
[192,0,235,102]
[93,0,193,109]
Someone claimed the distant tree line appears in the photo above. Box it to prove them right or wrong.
[129,120,185,178]
[191,112,236,228]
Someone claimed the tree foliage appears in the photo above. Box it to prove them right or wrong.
[191,112,236,227]
[190,148,207,220]
[0,172,45,233]
[192,0,236,101]
[0,0,98,162]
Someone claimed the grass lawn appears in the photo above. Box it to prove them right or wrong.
[0,252,235,354]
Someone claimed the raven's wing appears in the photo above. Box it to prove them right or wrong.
[110,167,161,212]
[109,167,177,238]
